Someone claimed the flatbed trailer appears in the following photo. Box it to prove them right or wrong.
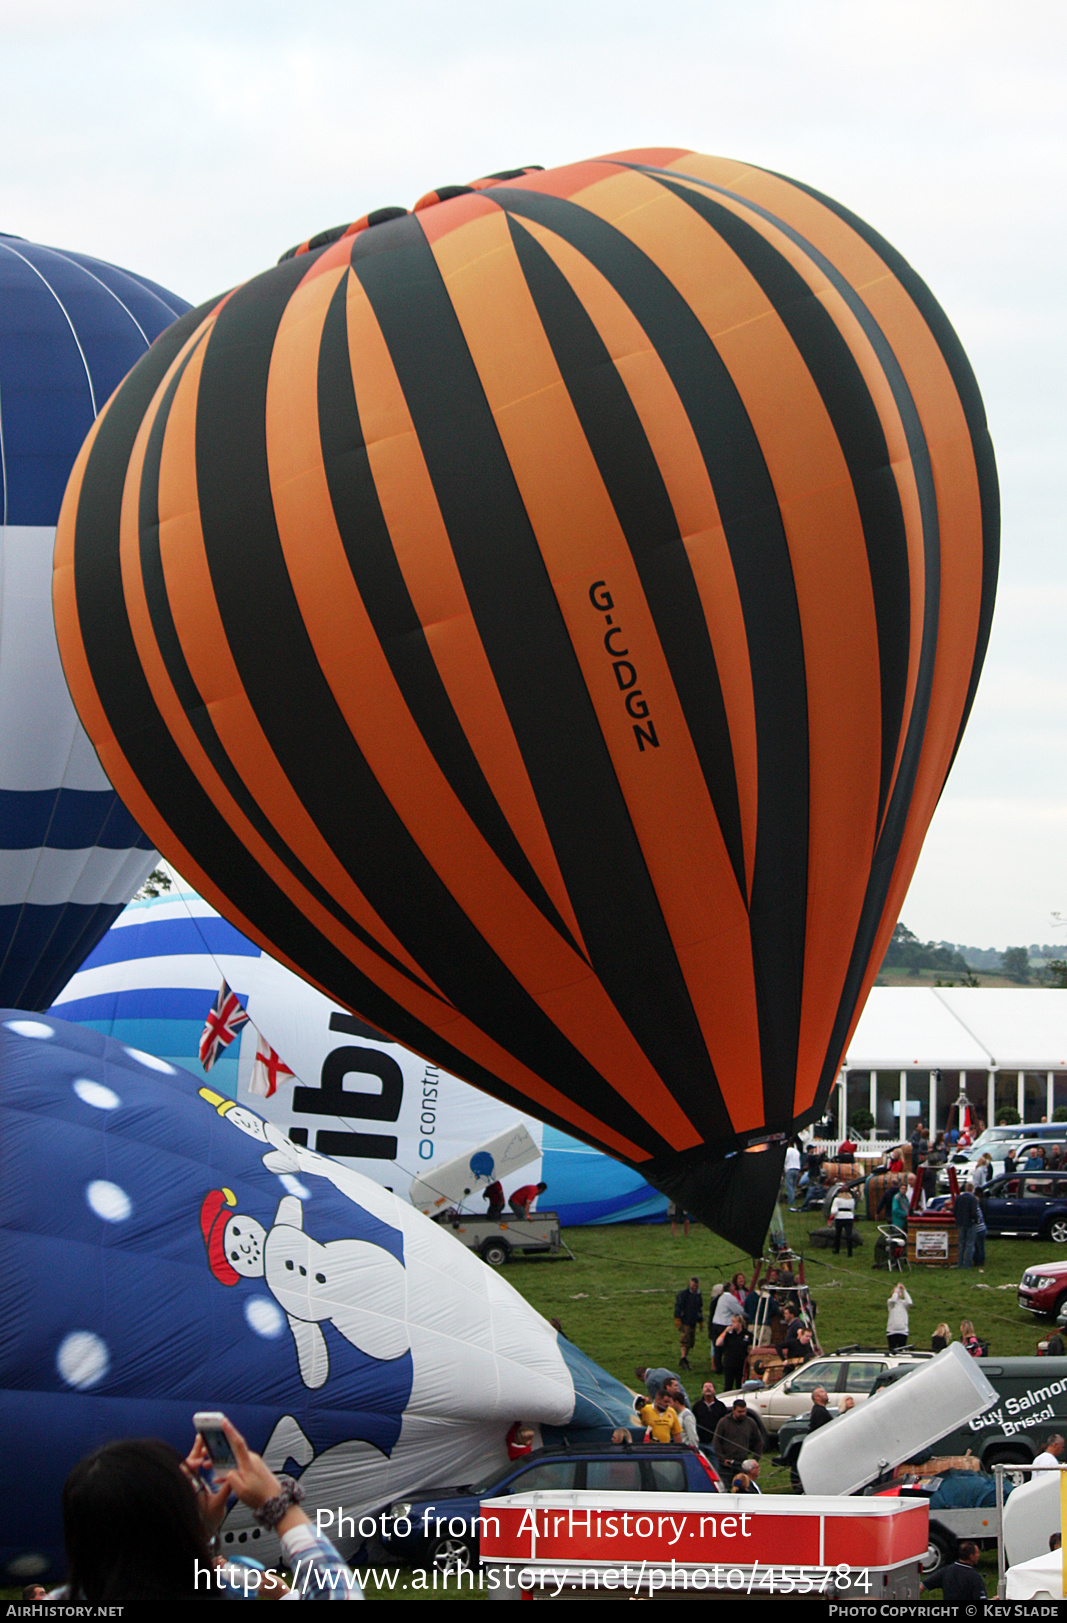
[432,1209,574,1267]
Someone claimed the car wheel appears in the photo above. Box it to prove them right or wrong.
[985,1444,1031,1487]
[1056,1296,1067,1327]
[921,1526,956,1573]
[1046,1218,1067,1245]
[480,1239,509,1268]
[429,1534,476,1575]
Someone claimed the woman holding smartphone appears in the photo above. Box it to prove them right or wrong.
[39,1417,362,1602]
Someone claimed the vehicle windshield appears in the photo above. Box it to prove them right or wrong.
[971,1127,1030,1148]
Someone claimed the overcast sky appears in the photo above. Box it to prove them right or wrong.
[6,0,1064,948]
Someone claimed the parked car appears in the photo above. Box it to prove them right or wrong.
[981,1172,1067,1242]
[723,1348,933,1434]
[939,1140,1067,1193]
[379,1442,722,1572]
[1018,1260,1067,1318]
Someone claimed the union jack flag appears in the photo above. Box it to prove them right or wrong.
[199,980,250,1071]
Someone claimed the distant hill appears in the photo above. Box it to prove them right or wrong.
[876,925,1067,987]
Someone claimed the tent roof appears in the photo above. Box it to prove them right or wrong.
[843,989,1067,1071]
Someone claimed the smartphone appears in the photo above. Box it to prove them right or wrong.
[193,1411,238,1470]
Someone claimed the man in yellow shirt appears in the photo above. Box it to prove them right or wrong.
[634,1387,683,1444]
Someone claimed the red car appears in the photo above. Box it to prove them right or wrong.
[1018,1260,1067,1318]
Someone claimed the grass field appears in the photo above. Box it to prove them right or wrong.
[360,1200,1036,1598]
[514,1203,1045,1389]
[505,1200,1052,1509]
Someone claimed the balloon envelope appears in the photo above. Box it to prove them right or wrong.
[53,151,998,1242]
[0,1011,634,1582]
[51,890,667,1222]
[0,234,188,1010]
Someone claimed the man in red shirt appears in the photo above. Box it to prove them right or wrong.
[509,1181,547,1217]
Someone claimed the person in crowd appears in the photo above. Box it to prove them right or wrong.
[886,1283,913,1351]
[664,1383,699,1447]
[692,1381,727,1448]
[891,1178,911,1231]
[1023,1145,1047,1172]
[741,1457,762,1491]
[1004,1147,1017,1178]
[954,1181,980,1269]
[710,1283,747,1371]
[715,1314,751,1391]
[668,1201,691,1238]
[635,1387,683,1444]
[782,1311,809,1361]
[1051,1533,1062,1552]
[830,1184,856,1256]
[730,1472,758,1493]
[483,1179,505,1218]
[784,1140,802,1207]
[673,1276,703,1371]
[960,1319,983,1357]
[931,1322,952,1353]
[744,1282,778,1345]
[508,1181,547,1217]
[791,1326,816,1364]
[923,1134,946,1201]
[973,1152,993,1187]
[712,1398,765,1475]
[42,1421,359,1602]
[1032,1434,1065,1469]
[973,1196,987,1269]
[876,1175,900,1223]
[807,1387,834,1430]
[505,1422,535,1459]
[910,1121,929,1165]
[886,1147,905,1174]
[730,1271,748,1298]
[840,1396,856,1413]
[639,1365,691,1407]
[919,1541,985,1603]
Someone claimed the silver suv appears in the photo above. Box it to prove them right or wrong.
[937,1139,1066,1192]
[723,1348,935,1434]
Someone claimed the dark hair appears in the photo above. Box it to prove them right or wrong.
[62,1439,213,1601]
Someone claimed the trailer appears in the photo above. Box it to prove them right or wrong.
[478,1488,928,1598]
[795,1344,1003,1570]
[432,1209,573,1267]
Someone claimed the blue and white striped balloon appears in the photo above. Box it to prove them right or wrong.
[0,234,188,1008]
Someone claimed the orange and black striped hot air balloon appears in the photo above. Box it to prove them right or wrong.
[54,150,998,1252]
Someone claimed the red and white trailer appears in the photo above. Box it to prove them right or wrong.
[479,1489,927,1599]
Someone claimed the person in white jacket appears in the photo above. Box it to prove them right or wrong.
[886,1283,913,1351]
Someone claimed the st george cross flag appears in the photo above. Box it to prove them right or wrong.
[250,1038,296,1098]
[199,980,250,1071]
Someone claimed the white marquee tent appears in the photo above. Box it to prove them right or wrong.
[838,989,1067,1135]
